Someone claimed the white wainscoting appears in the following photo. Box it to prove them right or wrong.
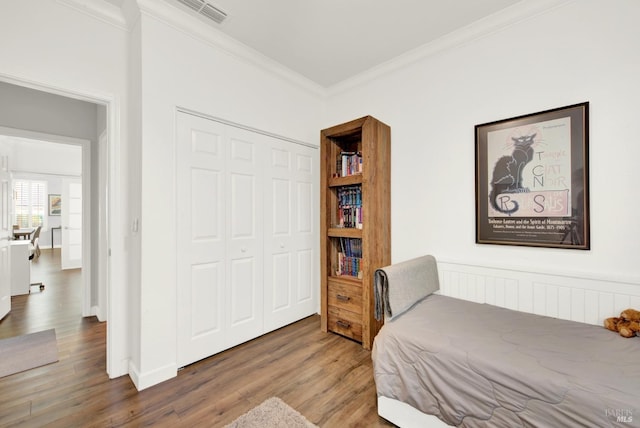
[437,261,640,326]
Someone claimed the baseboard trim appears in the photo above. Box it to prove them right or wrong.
[90,305,107,322]
[128,361,177,391]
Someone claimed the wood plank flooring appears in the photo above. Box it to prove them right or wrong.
[0,249,395,427]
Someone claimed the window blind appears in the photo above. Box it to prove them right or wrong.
[14,180,47,229]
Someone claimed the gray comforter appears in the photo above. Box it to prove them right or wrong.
[372,294,640,427]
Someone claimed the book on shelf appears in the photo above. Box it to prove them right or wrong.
[336,237,362,278]
[336,185,363,229]
[335,151,363,177]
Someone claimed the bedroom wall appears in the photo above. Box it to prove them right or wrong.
[129,1,325,389]
[325,1,640,316]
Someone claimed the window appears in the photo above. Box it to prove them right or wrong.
[14,179,47,230]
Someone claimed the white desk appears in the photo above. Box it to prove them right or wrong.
[13,228,34,240]
[9,240,31,295]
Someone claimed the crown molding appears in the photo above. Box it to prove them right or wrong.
[52,0,572,98]
[56,0,129,31]
[327,0,574,95]
[136,0,326,98]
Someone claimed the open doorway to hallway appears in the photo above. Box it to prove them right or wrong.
[0,74,126,380]
[0,79,110,369]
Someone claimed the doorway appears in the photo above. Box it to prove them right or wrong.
[0,78,122,378]
[3,135,84,265]
[0,130,91,314]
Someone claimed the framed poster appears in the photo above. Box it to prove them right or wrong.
[475,102,589,249]
[49,194,61,216]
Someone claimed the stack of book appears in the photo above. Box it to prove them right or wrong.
[336,151,362,177]
[336,185,362,229]
[336,237,362,278]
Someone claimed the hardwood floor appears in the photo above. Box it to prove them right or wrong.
[0,249,395,427]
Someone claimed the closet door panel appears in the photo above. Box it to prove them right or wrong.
[177,114,228,367]
[225,128,264,344]
[264,140,318,330]
[270,176,292,312]
[190,262,223,336]
[293,151,317,309]
[230,257,257,323]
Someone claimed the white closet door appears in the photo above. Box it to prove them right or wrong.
[224,126,264,345]
[176,111,316,368]
[176,114,264,367]
[177,114,228,367]
[263,138,317,331]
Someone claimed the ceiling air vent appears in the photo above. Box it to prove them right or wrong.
[176,0,228,24]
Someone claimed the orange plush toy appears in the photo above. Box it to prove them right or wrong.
[604,309,640,338]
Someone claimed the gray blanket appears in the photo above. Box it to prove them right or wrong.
[373,255,440,321]
[373,294,640,427]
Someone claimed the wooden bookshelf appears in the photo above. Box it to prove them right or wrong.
[320,116,391,350]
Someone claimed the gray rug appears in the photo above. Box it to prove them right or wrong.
[225,397,318,428]
[0,329,59,378]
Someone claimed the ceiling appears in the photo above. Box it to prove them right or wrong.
[107,0,524,87]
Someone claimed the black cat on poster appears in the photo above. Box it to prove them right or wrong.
[488,133,536,215]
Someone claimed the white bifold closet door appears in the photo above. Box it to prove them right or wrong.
[176,112,317,368]
[263,139,316,331]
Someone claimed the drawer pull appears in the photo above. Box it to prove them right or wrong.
[336,294,350,302]
[336,320,351,329]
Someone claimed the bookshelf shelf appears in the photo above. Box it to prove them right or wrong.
[328,275,362,284]
[328,174,363,187]
[327,228,362,238]
[320,116,391,350]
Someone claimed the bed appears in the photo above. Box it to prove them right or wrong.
[372,256,640,427]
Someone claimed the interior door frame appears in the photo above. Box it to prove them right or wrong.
[0,146,10,320]
[0,73,127,379]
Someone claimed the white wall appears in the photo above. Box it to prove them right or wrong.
[0,0,130,378]
[7,138,82,177]
[128,2,325,389]
[325,1,640,288]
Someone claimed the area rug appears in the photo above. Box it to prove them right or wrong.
[0,329,59,378]
[225,397,318,428]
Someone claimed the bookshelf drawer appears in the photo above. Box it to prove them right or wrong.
[328,280,362,314]
[328,306,362,342]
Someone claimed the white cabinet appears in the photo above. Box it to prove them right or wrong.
[176,112,318,367]
[10,240,31,296]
